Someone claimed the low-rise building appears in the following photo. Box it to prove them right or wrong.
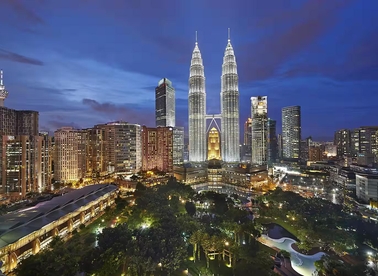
[0,184,117,273]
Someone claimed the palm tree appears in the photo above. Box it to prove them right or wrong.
[201,233,211,268]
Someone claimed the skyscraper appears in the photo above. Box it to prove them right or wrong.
[267,119,277,165]
[221,30,240,162]
[244,118,252,146]
[282,106,301,159]
[251,96,268,165]
[188,34,207,162]
[334,129,351,157]
[0,72,41,198]
[155,78,175,127]
[142,126,183,172]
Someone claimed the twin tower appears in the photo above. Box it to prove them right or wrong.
[188,30,240,163]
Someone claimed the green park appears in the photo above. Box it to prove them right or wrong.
[14,179,378,276]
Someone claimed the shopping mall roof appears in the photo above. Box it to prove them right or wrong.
[0,184,117,248]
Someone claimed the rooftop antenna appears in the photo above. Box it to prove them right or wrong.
[195,31,198,45]
[228,28,231,42]
[0,70,3,86]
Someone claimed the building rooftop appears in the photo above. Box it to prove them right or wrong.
[0,184,117,248]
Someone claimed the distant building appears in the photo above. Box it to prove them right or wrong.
[142,126,184,172]
[267,119,277,165]
[243,118,252,145]
[155,78,175,127]
[356,173,378,203]
[251,96,268,165]
[277,134,283,159]
[282,106,301,159]
[309,146,322,161]
[334,129,351,157]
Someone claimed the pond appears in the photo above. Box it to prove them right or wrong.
[264,223,298,241]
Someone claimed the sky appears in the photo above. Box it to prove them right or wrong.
[0,0,377,141]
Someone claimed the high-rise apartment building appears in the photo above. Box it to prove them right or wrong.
[2,135,40,198]
[0,72,42,198]
[267,119,277,165]
[142,126,183,172]
[188,37,207,162]
[101,122,142,173]
[334,129,351,157]
[221,33,240,162]
[349,127,378,163]
[39,132,53,191]
[282,106,301,159]
[156,78,175,127]
[89,122,142,174]
[54,127,87,182]
[251,96,268,165]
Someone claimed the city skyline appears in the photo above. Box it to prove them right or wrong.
[1,0,378,140]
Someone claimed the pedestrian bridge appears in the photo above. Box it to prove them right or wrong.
[191,182,252,198]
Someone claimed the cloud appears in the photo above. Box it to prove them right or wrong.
[238,0,353,82]
[82,98,154,126]
[3,0,45,25]
[284,31,378,81]
[0,49,44,66]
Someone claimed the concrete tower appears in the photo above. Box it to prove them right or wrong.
[188,32,207,162]
[0,70,9,107]
[221,29,240,162]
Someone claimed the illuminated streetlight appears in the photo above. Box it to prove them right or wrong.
[225,241,229,246]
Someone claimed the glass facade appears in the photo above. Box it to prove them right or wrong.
[155,78,175,127]
[282,106,301,159]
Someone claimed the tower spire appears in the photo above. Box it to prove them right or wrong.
[228,28,230,42]
[0,69,3,86]
[195,31,198,45]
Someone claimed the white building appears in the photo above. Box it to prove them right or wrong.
[188,36,207,162]
[251,96,268,165]
[356,173,378,203]
[221,33,240,163]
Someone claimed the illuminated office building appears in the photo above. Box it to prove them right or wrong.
[282,106,301,159]
[221,31,240,162]
[188,35,207,162]
[251,96,268,165]
[156,78,175,127]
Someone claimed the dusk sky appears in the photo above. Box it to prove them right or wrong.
[0,0,377,140]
